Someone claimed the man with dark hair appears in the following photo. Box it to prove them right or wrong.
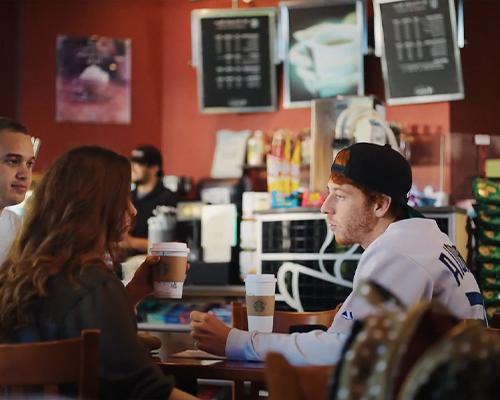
[0,117,35,264]
[121,145,176,253]
[190,143,484,366]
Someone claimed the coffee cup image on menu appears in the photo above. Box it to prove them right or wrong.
[289,22,360,96]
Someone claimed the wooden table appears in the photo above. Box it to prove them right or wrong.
[158,356,265,400]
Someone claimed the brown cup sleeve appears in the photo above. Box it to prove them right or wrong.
[153,256,187,282]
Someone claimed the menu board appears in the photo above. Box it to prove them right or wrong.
[192,8,277,114]
[377,0,464,105]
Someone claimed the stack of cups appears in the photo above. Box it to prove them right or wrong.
[245,274,277,333]
[149,242,189,299]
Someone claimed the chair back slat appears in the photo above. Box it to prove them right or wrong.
[232,302,337,333]
[265,352,334,400]
[80,329,100,399]
[0,330,100,399]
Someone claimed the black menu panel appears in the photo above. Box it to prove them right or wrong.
[377,0,464,105]
[192,8,277,114]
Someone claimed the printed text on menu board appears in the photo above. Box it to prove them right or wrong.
[201,15,273,109]
[380,0,463,103]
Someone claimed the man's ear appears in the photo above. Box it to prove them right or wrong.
[149,165,160,177]
[373,195,392,218]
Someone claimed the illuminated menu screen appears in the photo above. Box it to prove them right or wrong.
[194,10,276,113]
[378,0,464,105]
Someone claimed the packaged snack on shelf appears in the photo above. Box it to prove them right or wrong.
[474,202,500,216]
[300,132,311,166]
[473,178,500,205]
[290,139,301,193]
[482,290,500,306]
[476,226,500,245]
[476,211,500,229]
[270,129,285,159]
[271,191,301,208]
[479,262,500,276]
[267,130,292,194]
[477,245,500,262]
[246,130,265,166]
[266,154,282,193]
[282,133,292,194]
[486,305,500,320]
[482,275,500,291]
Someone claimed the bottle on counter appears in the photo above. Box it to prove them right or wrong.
[300,133,311,166]
[246,130,265,166]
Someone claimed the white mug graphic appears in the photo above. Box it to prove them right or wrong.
[303,23,359,78]
[290,22,360,96]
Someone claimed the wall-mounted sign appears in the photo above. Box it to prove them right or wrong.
[280,0,365,109]
[56,35,131,124]
[376,0,464,105]
[191,8,277,114]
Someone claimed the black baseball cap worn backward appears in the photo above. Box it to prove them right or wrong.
[331,143,412,204]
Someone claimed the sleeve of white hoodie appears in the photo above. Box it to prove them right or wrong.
[225,326,348,366]
[224,249,434,366]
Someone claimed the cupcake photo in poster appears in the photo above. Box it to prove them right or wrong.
[56,35,131,124]
[281,0,364,108]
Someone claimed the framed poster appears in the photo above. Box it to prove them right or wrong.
[192,8,277,114]
[56,35,131,124]
[280,0,365,109]
[376,0,464,105]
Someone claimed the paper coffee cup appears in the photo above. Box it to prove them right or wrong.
[150,242,189,299]
[244,274,277,333]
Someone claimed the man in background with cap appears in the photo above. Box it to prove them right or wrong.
[190,143,483,366]
[121,145,177,254]
[0,117,36,265]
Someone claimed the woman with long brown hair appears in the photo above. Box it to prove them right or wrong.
[0,146,195,399]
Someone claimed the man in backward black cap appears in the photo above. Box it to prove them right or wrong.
[121,145,176,254]
[189,143,484,366]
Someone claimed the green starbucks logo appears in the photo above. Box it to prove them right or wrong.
[253,300,266,313]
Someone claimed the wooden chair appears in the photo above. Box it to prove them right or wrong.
[231,302,338,333]
[0,330,100,399]
[487,327,500,335]
[491,312,500,329]
[265,352,335,400]
[232,302,338,399]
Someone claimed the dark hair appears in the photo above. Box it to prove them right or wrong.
[0,117,29,135]
[331,148,407,220]
[130,145,163,178]
[0,146,131,338]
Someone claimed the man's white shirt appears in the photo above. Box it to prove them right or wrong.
[0,208,21,265]
[225,218,484,365]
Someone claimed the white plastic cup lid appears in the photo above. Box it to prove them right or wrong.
[244,274,277,283]
[150,242,189,254]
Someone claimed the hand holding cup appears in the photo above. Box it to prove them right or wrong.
[189,311,230,356]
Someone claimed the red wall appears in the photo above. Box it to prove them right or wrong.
[450,0,500,134]
[18,0,164,170]
[161,0,451,183]
[161,0,310,179]
[0,0,19,119]
[12,0,500,190]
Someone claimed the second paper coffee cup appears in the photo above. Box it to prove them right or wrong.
[244,274,277,333]
[149,242,189,299]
